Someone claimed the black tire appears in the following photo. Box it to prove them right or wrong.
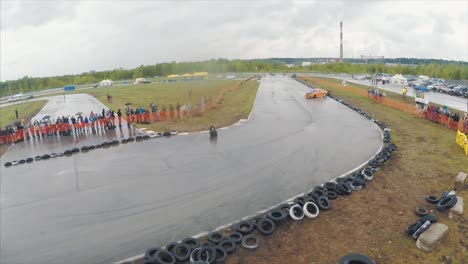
[436,195,458,211]
[313,186,327,192]
[165,242,178,253]
[219,239,236,254]
[143,135,150,140]
[236,221,254,235]
[71,148,79,153]
[419,214,437,224]
[336,182,352,195]
[42,154,51,159]
[415,207,429,217]
[228,232,243,244]
[163,131,171,137]
[172,243,190,262]
[339,253,376,264]
[294,196,306,207]
[88,145,95,150]
[426,195,439,204]
[267,209,288,223]
[257,218,276,236]
[182,237,200,250]
[18,159,26,164]
[4,162,12,167]
[324,182,336,190]
[208,232,224,244]
[316,196,331,210]
[127,137,135,142]
[135,136,143,141]
[64,150,72,155]
[144,247,160,260]
[326,191,338,200]
[95,144,102,148]
[310,189,326,199]
[278,203,292,213]
[197,245,217,263]
[213,245,227,263]
[81,146,89,151]
[26,158,33,163]
[121,139,128,144]
[406,221,422,236]
[202,241,216,247]
[153,248,175,264]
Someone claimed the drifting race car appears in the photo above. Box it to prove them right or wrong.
[305,88,328,99]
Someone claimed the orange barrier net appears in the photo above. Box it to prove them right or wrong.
[301,77,468,134]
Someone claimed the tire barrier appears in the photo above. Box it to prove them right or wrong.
[172,243,190,262]
[144,247,160,260]
[207,232,224,244]
[227,232,243,244]
[197,245,217,263]
[339,253,376,264]
[241,234,260,250]
[3,131,180,168]
[118,95,395,264]
[219,239,236,254]
[236,221,254,235]
[267,209,288,223]
[289,204,305,220]
[256,218,276,236]
[213,245,227,263]
[303,202,320,219]
[153,249,175,264]
[182,238,200,250]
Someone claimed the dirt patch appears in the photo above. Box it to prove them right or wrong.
[221,77,468,264]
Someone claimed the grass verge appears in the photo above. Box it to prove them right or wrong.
[84,80,259,132]
[0,100,47,157]
[224,76,467,264]
[0,100,47,128]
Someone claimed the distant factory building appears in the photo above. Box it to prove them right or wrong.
[302,62,312,67]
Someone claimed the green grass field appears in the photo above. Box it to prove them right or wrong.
[0,100,47,128]
[82,79,259,132]
[83,80,238,111]
[144,80,259,132]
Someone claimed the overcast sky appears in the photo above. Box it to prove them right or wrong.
[1,0,467,81]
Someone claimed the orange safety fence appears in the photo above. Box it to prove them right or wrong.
[300,76,468,134]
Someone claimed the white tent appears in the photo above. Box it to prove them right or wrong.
[99,79,113,87]
[389,74,408,85]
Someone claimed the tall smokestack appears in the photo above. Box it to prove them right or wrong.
[340,21,343,61]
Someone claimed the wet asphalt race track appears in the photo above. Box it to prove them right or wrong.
[0,76,382,264]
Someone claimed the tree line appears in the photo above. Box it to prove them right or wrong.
[1,58,467,96]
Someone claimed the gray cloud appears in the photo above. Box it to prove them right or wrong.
[1,0,466,81]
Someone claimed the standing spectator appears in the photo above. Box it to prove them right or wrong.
[117,109,122,127]
[15,109,18,119]
[402,87,407,100]
[176,102,181,119]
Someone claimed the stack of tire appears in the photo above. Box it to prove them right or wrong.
[406,191,458,240]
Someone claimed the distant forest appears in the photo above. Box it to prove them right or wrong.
[1,58,467,95]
